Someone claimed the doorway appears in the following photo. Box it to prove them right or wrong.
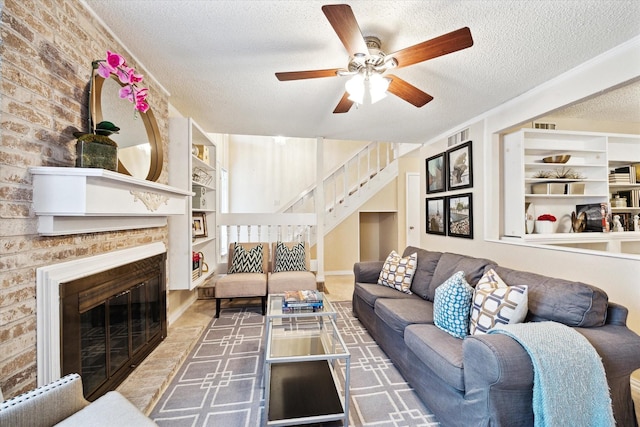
[359,211,397,261]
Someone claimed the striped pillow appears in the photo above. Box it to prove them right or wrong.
[274,242,307,272]
[228,244,263,273]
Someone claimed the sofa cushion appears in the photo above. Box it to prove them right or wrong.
[274,241,307,272]
[377,250,417,294]
[354,282,415,309]
[493,266,608,327]
[404,324,465,391]
[403,246,442,300]
[469,268,529,335]
[374,297,434,335]
[429,253,495,301]
[433,271,474,338]
[228,243,264,273]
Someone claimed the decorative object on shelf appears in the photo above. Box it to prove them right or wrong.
[634,214,639,232]
[426,152,446,194]
[192,212,207,237]
[571,211,587,233]
[90,51,163,182]
[533,170,553,179]
[610,195,627,208]
[426,197,446,235]
[74,121,119,171]
[193,144,210,164]
[534,214,556,234]
[192,186,207,209]
[553,167,584,180]
[612,215,624,232]
[93,51,149,114]
[192,167,213,186]
[191,146,199,157]
[447,193,473,238]
[576,203,611,232]
[542,154,571,164]
[566,182,585,194]
[447,141,473,190]
[531,182,565,195]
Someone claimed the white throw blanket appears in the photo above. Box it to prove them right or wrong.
[489,321,615,427]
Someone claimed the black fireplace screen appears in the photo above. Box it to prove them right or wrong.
[61,253,166,400]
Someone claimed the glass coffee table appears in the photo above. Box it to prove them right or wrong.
[263,293,350,426]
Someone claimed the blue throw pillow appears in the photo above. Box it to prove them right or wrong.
[433,271,474,338]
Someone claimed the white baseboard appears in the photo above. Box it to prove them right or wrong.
[168,291,199,326]
[324,270,355,276]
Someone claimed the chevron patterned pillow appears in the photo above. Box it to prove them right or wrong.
[274,242,307,272]
[228,244,264,273]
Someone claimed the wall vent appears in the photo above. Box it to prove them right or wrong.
[448,128,469,147]
[533,122,556,130]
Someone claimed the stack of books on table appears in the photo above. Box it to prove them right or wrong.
[282,290,323,312]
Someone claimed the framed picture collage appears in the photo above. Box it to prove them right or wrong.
[425,141,473,239]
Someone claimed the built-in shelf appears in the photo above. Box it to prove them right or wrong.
[30,167,192,236]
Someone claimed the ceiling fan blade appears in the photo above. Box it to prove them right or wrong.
[333,92,354,114]
[322,4,368,57]
[389,27,473,68]
[387,75,434,107]
[275,68,342,81]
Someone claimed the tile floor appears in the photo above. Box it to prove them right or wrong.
[117,274,355,414]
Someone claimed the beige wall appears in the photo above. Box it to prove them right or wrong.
[0,1,171,397]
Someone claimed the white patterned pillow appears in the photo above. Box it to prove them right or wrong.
[377,251,417,294]
[433,271,474,338]
[274,242,307,272]
[469,268,528,335]
[228,244,263,273]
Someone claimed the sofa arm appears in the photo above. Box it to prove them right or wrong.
[463,334,534,390]
[0,373,89,426]
[353,261,384,284]
[606,302,628,326]
[462,334,535,425]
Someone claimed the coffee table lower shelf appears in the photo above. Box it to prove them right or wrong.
[267,360,345,425]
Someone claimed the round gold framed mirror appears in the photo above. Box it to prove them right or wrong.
[90,72,163,182]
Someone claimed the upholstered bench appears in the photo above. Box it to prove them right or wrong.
[0,373,156,426]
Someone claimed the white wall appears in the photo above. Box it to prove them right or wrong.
[228,135,369,212]
[420,37,640,333]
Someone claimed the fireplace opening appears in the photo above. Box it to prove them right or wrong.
[60,253,167,400]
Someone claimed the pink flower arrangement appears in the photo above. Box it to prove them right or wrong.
[94,51,149,114]
[537,214,557,222]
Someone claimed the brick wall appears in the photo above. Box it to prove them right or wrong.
[0,0,171,398]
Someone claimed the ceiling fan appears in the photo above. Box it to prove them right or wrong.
[275,4,474,113]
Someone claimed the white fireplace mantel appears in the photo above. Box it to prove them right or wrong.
[30,167,192,235]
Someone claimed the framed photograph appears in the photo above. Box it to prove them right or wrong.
[426,197,446,235]
[447,193,473,239]
[192,212,208,238]
[447,140,473,190]
[426,152,446,194]
[576,203,610,232]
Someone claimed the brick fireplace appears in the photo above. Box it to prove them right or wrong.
[36,242,167,400]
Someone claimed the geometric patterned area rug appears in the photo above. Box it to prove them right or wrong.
[150,301,440,426]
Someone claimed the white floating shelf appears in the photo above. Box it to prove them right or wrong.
[30,167,193,235]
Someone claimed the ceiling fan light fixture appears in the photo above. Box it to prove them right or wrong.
[369,73,390,104]
[345,73,365,104]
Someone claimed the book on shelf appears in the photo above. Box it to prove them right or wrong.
[282,305,324,313]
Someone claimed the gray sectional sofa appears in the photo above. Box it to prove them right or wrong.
[353,246,640,427]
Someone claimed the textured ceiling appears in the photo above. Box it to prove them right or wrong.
[83,1,640,144]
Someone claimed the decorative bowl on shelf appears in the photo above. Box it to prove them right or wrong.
[542,154,571,164]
